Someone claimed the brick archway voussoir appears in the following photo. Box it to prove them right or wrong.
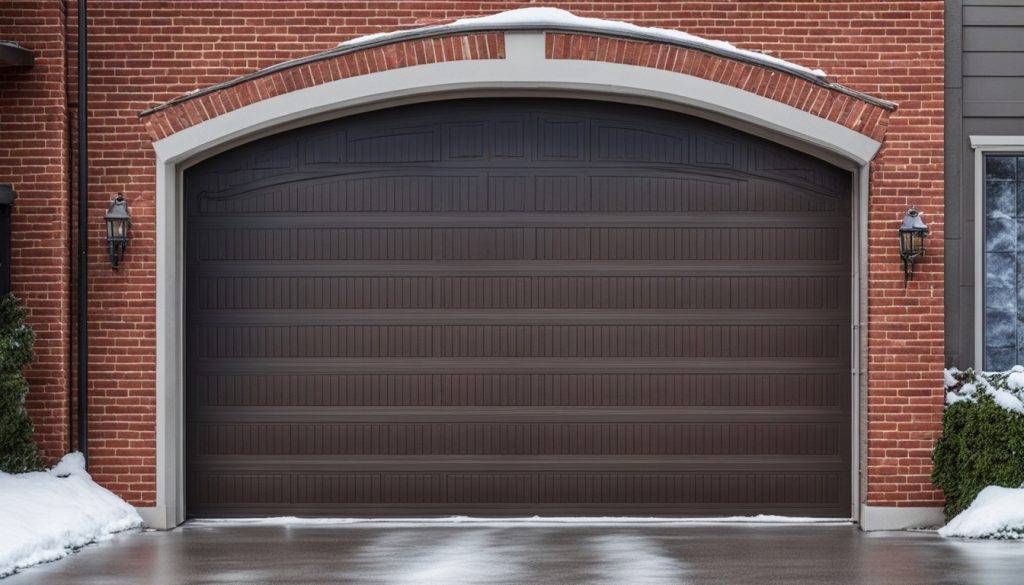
[140,29,893,150]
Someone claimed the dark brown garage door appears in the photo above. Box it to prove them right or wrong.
[184,99,852,518]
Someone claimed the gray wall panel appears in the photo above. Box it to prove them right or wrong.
[947,0,1024,367]
[964,5,1024,25]
[963,52,1024,76]
[964,77,1024,117]
[963,26,1024,51]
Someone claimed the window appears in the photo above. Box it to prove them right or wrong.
[983,154,1024,370]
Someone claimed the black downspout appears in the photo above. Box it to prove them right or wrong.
[76,0,88,463]
[0,185,13,297]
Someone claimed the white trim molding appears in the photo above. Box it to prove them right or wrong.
[135,506,174,530]
[859,506,945,531]
[968,136,1024,369]
[151,31,879,529]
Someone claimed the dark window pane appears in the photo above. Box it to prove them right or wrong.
[987,346,1016,371]
[987,252,1016,288]
[985,216,1016,252]
[984,155,1024,367]
[987,180,1016,217]
[987,156,1017,181]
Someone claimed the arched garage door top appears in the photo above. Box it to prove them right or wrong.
[139,8,895,160]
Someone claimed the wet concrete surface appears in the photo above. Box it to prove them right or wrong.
[6,520,1024,584]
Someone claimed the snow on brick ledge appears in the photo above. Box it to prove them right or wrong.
[0,453,142,578]
[337,7,829,80]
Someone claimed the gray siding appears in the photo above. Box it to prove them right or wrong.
[946,0,1024,367]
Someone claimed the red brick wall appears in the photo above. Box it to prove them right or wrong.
[12,1,944,510]
[0,1,71,464]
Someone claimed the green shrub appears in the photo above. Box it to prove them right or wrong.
[933,368,1024,520]
[0,292,42,473]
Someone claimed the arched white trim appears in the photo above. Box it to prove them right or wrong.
[148,32,873,529]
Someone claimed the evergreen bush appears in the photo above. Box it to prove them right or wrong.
[0,292,42,473]
[933,368,1024,520]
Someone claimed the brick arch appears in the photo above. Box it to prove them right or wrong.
[139,28,894,148]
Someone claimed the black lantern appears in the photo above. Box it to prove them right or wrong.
[898,205,928,283]
[104,194,131,268]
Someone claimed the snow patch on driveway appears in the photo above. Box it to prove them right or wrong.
[940,486,1024,539]
[0,453,142,577]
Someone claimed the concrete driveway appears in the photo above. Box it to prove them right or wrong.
[6,520,1024,584]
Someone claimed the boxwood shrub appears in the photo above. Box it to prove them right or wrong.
[933,368,1024,520]
[0,292,42,473]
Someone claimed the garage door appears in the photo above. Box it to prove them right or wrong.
[184,99,852,518]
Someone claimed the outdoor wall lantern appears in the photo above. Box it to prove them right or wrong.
[104,193,131,269]
[898,205,929,283]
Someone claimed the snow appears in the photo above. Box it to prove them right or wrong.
[945,366,1024,414]
[193,514,845,527]
[337,7,828,79]
[0,453,142,578]
[1006,367,1024,392]
[944,368,960,388]
[989,388,1024,414]
[939,486,1024,539]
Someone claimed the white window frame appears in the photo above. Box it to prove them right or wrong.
[970,136,1024,369]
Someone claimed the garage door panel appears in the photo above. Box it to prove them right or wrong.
[192,324,848,359]
[186,421,846,456]
[190,275,848,310]
[191,308,849,325]
[185,104,848,201]
[188,357,849,375]
[188,172,844,216]
[188,373,849,409]
[185,99,852,517]
[185,470,850,515]
[189,226,847,262]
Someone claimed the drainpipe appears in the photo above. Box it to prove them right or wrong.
[0,184,14,297]
[76,0,88,463]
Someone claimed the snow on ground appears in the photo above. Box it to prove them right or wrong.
[939,486,1024,540]
[337,7,828,79]
[0,453,142,578]
[193,514,845,527]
